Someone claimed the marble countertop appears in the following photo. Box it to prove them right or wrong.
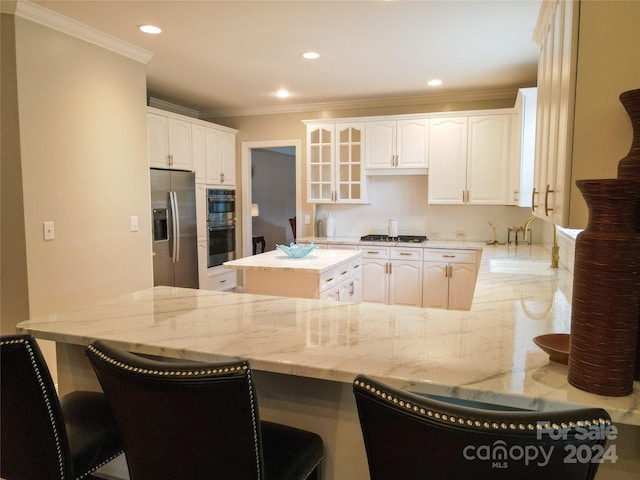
[223,248,362,273]
[17,244,639,426]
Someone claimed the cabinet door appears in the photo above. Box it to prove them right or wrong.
[361,258,388,303]
[422,262,449,309]
[307,124,334,203]
[467,115,511,205]
[167,117,192,171]
[365,121,395,169]
[389,261,423,307]
[147,113,169,168]
[448,263,476,311]
[192,124,206,183]
[219,130,236,185]
[348,275,362,303]
[396,119,429,168]
[336,123,366,203]
[428,117,467,204]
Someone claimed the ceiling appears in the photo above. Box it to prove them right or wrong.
[32,0,542,117]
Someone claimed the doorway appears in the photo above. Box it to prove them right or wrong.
[241,140,302,258]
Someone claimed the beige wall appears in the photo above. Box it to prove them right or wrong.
[0,14,153,334]
[568,0,640,228]
[1,14,30,334]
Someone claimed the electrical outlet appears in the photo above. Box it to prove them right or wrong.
[304,214,311,225]
[130,216,139,232]
[455,230,466,239]
[43,221,55,240]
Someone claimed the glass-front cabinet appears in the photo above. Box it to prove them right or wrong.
[306,122,367,204]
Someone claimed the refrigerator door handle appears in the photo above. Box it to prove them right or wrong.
[169,191,180,263]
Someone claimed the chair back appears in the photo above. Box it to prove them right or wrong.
[86,340,266,480]
[353,375,611,480]
[289,217,297,241]
[1,334,73,480]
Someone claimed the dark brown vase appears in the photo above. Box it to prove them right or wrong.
[616,88,640,381]
[568,179,640,396]
[617,88,640,179]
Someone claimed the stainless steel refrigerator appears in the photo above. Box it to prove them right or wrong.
[151,169,199,288]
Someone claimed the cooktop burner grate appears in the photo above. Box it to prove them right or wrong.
[360,234,428,243]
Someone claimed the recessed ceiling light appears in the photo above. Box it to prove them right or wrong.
[276,89,290,99]
[139,24,162,34]
[427,79,443,87]
[302,52,320,60]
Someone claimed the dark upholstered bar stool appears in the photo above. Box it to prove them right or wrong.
[0,334,123,480]
[86,340,323,480]
[353,375,611,480]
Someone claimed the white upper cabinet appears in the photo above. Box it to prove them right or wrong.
[428,113,512,205]
[466,114,511,205]
[428,117,467,204]
[306,122,367,204]
[148,113,192,171]
[192,124,206,183]
[365,118,428,171]
[532,0,577,225]
[205,128,236,186]
[509,87,537,207]
[148,107,237,185]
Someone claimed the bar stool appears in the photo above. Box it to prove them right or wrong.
[86,340,323,480]
[0,334,123,480]
[353,375,611,480]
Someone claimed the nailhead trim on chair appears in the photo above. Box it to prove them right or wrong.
[353,379,611,433]
[87,344,262,478]
[2,337,67,479]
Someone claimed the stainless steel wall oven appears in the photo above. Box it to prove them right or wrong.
[206,188,236,268]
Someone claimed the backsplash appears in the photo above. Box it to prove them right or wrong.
[315,175,539,244]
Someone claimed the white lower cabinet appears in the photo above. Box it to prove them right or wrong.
[360,246,422,307]
[319,257,362,303]
[422,249,477,310]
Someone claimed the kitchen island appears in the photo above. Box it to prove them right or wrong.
[223,248,362,301]
[17,245,639,479]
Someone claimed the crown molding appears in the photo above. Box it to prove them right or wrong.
[11,0,153,64]
[200,87,520,118]
[148,97,200,119]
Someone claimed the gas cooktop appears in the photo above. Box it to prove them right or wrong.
[360,234,428,243]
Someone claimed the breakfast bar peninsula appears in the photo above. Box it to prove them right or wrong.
[16,246,640,479]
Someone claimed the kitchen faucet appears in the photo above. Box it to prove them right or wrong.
[522,215,560,269]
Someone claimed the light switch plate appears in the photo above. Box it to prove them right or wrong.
[130,216,139,232]
[43,221,55,240]
[304,214,311,225]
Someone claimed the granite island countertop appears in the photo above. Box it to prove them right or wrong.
[17,244,639,426]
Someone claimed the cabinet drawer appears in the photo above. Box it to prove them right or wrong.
[390,247,423,261]
[359,246,390,258]
[208,270,237,291]
[423,249,476,264]
[320,269,339,290]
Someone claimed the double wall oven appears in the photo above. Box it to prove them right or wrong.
[206,188,236,268]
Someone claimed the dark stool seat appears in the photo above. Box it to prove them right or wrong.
[86,340,323,480]
[253,235,265,255]
[1,334,123,480]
